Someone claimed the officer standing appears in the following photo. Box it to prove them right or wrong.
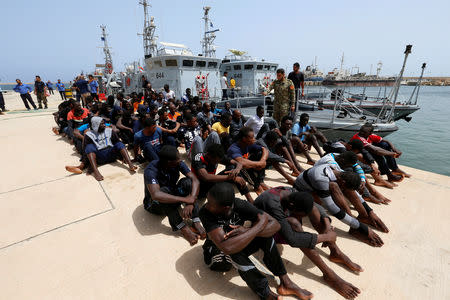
[264,68,295,125]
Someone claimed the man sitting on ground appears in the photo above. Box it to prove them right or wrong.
[192,144,253,203]
[244,106,267,139]
[351,124,410,182]
[230,109,244,141]
[323,139,396,189]
[199,182,313,300]
[274,115,308,171]
[133,118,163,163]
[294,164,385,247]
[211,112,232,150]
[254,188,362,299]
[227,127,269,195]
[256,131,298,185]
[144,145,205,245]
[319,145,393,204]
[83,117,136,181]
[292,113,327,157]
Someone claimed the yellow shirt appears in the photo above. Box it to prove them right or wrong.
[212,122,229,135]
[230,78,236,88]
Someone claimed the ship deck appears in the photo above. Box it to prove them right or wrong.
[0,92,449,299]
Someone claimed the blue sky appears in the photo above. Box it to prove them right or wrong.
[1,0,448,82]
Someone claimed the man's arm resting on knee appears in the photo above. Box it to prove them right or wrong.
[366,144,396,157]
[147,183,195,205]
[208,213,269,255]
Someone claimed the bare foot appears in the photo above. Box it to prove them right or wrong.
[291,170,300,177]
[180,226,199,246]
[387,174,403,183]
[323,274,360,299]
[349,228,384,247]
[358,213,389,233]
[329,251,363,273]
[277,283,313,300]
[306,160,315,166]
[373,180,394,189]
[378,195,392,204]
[191,222,207,240]
[92,172,104,181]
[392,170,411,178]
[363,196,383,205]
[129,165,138,173]
[52,127,59,135]
[65,165,82,174]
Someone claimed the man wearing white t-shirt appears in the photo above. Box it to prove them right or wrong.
[162,84,175,102]
[244,105,266,138]
[221,72,229,100]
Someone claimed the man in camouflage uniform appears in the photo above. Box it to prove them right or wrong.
[264,68,295,125]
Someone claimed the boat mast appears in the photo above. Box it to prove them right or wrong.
[339,52,344,74]
[100,25,113,74]
[138,0,157,58]
[407,63,426,105]
[201,6,219,58]
[376,61,382,78]
[386,45,412,121]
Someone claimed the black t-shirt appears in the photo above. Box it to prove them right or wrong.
[144,159,191,193]
[287,71,305,89]
[254,186,318,249]
[191,153,231,178]
[199,198,262,234]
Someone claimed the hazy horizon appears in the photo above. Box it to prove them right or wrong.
[1,0,449,83]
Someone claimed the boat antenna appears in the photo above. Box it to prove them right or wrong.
[376,61,383,78]
[407,63,426,105]
[386,44,412,121]
[201,6,219,58]
[138,0,157,58]
[100,25,113,74]
[339,52,344,73]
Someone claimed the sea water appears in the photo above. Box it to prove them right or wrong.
[327,85,450,176]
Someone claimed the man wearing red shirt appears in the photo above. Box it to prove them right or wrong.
[351,124,410,182]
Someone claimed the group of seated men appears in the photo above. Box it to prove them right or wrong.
[52,89,410,299]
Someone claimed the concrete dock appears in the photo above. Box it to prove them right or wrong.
[0,93,449,299]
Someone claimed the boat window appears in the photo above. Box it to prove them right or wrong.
[225,66,231,71]
[270,66,277,71]
[234,65,241,70]
[208,61,218,68]
[182,60,194,67]
[257,65,263,70]
[196,60,206,67]
[165,59,177,67]
[244,64,254,70]
[154,60,162,68]
[264,65,271,70]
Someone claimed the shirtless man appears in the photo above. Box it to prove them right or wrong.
[294,164,385,247]
[254,187,362,299]
[200,182,313,300]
